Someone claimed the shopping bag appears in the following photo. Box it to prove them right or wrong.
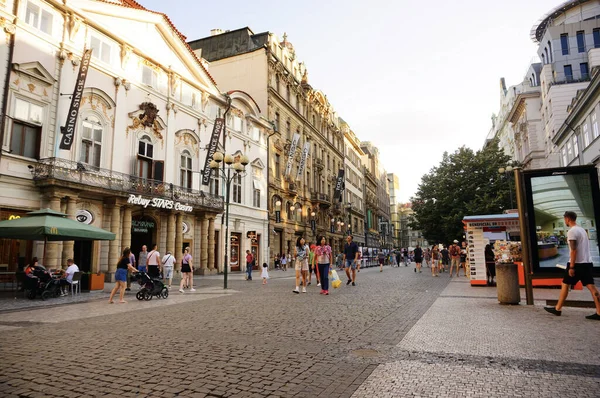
[330,269,341,288]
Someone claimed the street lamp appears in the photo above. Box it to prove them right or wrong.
[498,166,514,209]
[210,151,249,289]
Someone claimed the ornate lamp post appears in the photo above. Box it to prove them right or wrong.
[210,151,249,289]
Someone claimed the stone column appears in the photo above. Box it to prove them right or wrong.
[201,216,209,273]
[121,206,132,251]
[208,215,216,272]
[61,196,77,268]
[44,195,62,269]
[175,212,183,259]
[166,213,176,269]
[108,203,122,279]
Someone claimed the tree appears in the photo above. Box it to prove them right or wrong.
[409,139,516,245]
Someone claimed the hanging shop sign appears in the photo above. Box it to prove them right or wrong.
[75,209,93,224]
[127,194,193,212]
[284,133,300,176]
[275,210,281,223]
[59,48,93,150]
[333,169,345,200]
[296,142,310,180]
[201,118,225,186]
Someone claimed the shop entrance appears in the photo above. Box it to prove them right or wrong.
[230,233,241,271]
[250,234,260,270]
[74,241,93,273]
[131,215,157,260]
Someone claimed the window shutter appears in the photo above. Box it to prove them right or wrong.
[153,160,164,182]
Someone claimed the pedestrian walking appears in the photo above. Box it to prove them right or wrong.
[138,245,148,273]
[378,251,385,272]
[431,245,440,277]
[485,244,496,286]
[449,240,461,277]
[261,262,269,285]
[414,245,423,273]
[293,236,310,294]
[147,244,160,278]
[162,250,175,289]
[179,247,195,293]
[125,250,136,291]
[460,241,468,278]
[246,250,254,281]
[545,211,600,320]
[396,251,401,268]
[441,245,449,272]
[108,248,138,304]
[424,248,431,268]
[281,253,287,271]
[403,248,409,266]
[315,236,332,295]
[342,235,359,286]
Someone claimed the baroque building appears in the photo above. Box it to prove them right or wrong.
[189,28,348,258]
[0,0,270,277]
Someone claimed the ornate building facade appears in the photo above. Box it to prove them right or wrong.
[190,28,348,258]
[341,119,365,247]
[0,0,270,277]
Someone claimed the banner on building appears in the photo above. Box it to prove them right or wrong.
[284,133,300,176]
[59,48,93,150]
[295,142,310,180]
[201,118,225,186]
[333,169,345,200]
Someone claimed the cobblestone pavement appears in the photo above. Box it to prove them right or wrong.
[1,267,599,397]
[0,265,448,397]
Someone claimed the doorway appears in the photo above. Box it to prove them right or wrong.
[251,235,260,270]
[230,233,241,271]
[74,241,93,273]
[131,215,157,260]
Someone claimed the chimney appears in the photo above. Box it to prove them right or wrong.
[210,29,224,36]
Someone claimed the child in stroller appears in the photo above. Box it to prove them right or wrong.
[24,264,62,300]
[131,271,168,300]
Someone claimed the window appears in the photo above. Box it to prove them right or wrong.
[541,53,546,64]
[142,65,158,88]
[137,136,154,179]
[577,31,585,53]
[232,116,242,132]
[180,151,193,189]
[561,34,569,55]
[275,112,280,133]
[209,169,220,196]
[11,122,40,159]
[567,140,573,161]
[594,29,600,48]
[275,154,281,179]
[544,47,549,64]
[250,126,260,142]
[593,113,599,139]
[548,40,553,62]
[286,121,291,141]
[275,74,280,92]
[253,189,261,207]
[90,36,111,64]
[580,62,589,80]
[232,174,242,204]
[286,85,290,103]
[25,1,52,35]
[583,123,590,147]
[80,116,102,167]
[572,135,578,158]
[564,65,573,82]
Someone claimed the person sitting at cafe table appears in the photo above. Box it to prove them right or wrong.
[58,259,79,296]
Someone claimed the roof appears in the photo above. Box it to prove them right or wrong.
[188,28,269,63]
[530,0,587,42]
[94,0,217,85]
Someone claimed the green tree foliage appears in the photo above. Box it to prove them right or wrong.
[409,140,516,245]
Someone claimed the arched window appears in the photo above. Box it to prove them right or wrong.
[80,115,102,168]
[294,203,303,222]
[547,40,553,62]
[541,53,546,65]
[544,47,549,64]
[180,150,192,189]
[137,135,154,179]
[286,202,292,220]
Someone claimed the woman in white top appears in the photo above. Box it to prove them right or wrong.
[161,251,176,289]
[293,236,310,294]
[281,254,287,271]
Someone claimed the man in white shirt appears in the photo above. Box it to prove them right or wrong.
[147,244,161,279]
[161,251,176,289]
[60,259,80,296]
[545,211,600,320]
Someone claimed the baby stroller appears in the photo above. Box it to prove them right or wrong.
[24,266,61,300]
[132,272,168,301]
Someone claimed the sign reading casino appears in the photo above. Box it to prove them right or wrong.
[127,194,193,212]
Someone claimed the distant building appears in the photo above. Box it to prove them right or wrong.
[387,173,400,248]
[399,203,428,249]
[341,120,365,246]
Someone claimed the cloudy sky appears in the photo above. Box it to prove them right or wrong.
[141,0,553,202]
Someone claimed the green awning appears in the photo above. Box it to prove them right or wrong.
[0,208,115,241]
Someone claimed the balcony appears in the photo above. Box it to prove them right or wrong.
[310,192,331,207]
[31,158,224,212]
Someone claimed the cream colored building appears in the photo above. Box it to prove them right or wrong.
[387,173,400,248]
[0,0,271,277]
[340,119,365,246]
[190,28,348,256]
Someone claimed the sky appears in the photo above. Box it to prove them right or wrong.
[140,0,554,202]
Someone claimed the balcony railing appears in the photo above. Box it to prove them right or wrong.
[310,192,330,203]
[31,157,224,211]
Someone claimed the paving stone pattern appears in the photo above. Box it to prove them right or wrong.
[0,265,448,397]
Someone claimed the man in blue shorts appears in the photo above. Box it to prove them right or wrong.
[342,235,359,286]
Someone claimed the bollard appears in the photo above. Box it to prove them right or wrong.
[496,263,520,305]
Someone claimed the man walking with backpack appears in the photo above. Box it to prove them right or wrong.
[449,240,461,277]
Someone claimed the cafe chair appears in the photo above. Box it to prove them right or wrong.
[69,272,82,295]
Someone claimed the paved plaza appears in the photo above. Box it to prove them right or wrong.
[0,266,599,397]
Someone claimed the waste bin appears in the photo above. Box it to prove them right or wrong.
[495,262,520,304]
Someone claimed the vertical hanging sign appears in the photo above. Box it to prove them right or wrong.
[59,48,93,150]
[295,142,310,180]
[284,133,300,176]
[202,118,225,185]
[333,169,345,200]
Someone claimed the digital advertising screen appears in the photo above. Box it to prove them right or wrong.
[523,166,600,275]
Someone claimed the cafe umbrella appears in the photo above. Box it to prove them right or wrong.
[0,208,115,270]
